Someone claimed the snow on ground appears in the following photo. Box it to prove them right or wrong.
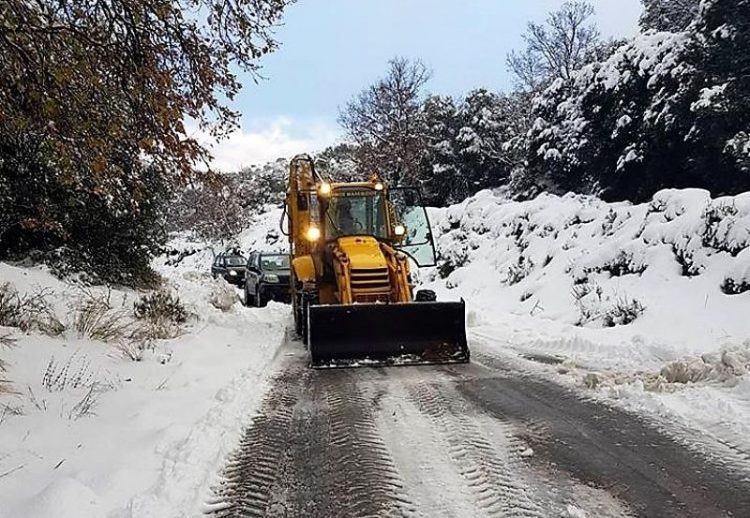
[1,190,749,515]
[0,210,291,518]
[423,188,750,466]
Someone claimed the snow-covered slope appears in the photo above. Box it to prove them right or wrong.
[425,188,750,465]
[0,228,289,517]
[427,188,749,366]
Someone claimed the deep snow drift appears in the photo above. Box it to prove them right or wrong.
[428,188,749,363]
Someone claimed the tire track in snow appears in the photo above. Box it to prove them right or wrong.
[460,341,750,517]
[205,356,416,517]
[321,375,417,518]
[206,366,302,517]
[403,380,545,518]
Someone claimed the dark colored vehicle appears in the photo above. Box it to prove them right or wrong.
[211,252,247,286]
[244,252,291,307]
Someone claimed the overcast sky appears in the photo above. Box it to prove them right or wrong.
[200,0,643,170]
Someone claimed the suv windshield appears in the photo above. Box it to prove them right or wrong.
[261,255,289,270]
[325,189,387,240]
[224,256,245,267]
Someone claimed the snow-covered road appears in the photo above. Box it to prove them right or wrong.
[207,332,750,518]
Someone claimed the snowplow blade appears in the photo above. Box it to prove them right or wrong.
[308,301,469,368]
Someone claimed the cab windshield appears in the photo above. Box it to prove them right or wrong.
[260,255,289,271]
[325,189,387,240]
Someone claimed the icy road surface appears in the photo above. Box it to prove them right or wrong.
[206,335,750,518]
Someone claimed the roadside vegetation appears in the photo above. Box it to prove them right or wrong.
[0,0,291,286]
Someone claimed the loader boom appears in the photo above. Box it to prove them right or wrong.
[285,154,469,368]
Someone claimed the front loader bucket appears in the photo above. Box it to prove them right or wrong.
[308,301,469,368]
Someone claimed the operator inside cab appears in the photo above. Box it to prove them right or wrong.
[326,190,387,239]
[337,198,358,235]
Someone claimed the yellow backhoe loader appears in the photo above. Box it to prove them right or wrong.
[283,154,469,368]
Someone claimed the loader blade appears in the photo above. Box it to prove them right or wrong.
[308,301,469,368]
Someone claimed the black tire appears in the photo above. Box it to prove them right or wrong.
[243,286,254,307]
[255,288,267,308]
[300,297,309,346]
[416,289,437,302]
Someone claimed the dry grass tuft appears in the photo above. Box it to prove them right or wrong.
[132,290,188,341]
[0,283,64,336]
[72,289,133,342]
[72,289,188,361]
[0,332,16,394]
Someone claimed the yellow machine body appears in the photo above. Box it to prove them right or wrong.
[284,154,469,367]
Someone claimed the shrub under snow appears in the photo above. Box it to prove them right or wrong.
[427,188,750,343]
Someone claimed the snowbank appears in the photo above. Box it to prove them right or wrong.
[0,238,289,517]
[426,188,750,467]
[427,188,750,367]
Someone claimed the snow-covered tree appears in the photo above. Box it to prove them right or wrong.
[640,0,700,32]
[419,90,528,205]
[517,0,750,202]
[456,90,522,191]
[420,95,466,205]
[314,144,362,182]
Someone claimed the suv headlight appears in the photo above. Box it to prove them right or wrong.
[229,270,238,276]
[264,274,279,283]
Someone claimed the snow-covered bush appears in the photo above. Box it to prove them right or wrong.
[587,250,648,277]
[517,0,750,201]
[506,256,534,285]
[721,278,750,296]
[133,291,188,340]
[602,297,646,327]
[571,281,605,325]
[428,188,750,334]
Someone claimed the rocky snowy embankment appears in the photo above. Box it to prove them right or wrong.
[0,212,288,518]
[426,188,750,463]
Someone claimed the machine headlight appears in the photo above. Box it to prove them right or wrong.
[229,270,238,276]
[394,224,406,237]
[319,182,332,195]
[374,182,384,191]
[264,274,279,283]
[306,226,321,242]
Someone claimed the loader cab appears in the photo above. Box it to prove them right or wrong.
[324,186,388,240]
[322,183,437,267]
